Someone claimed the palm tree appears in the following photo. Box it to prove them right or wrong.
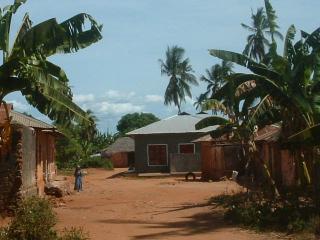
[242,4,283,62]
[241,8,270,62]
[0,0,102,126]
[193,93,207,111]
[198,60,233,114]
[209,25,320,139]
[159,46,198,114]
[199,24,320,198]
[200,60,233,99]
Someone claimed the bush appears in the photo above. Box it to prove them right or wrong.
[59,227,89,240]
[57,156,113,171]
[5,196,57,240]
[0,227,9,240]
[211,192,317,233]
[80,157,113,170]
[1,197,90,240]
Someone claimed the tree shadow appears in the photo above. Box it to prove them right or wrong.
[97,201,233,239]
[106,171,136,179]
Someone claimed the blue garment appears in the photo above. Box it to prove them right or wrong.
[74,168,83,191]
[75,175,82,191]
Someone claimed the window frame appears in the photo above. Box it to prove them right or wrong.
[178,143,195,154]
[147,144,168,166]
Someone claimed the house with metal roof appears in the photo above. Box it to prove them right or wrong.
[127,113,217,173]
[0,104,60,212]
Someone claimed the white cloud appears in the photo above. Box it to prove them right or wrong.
[7,100,30,112]
[96,101,143,114]
[73,94,95,103]
[145,94,163,103]
[105,90,136,100]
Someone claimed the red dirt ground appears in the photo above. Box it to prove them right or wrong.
[53,168,286,240]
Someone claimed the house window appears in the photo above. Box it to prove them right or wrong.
[179,143,195,154]
[148,144,168,166]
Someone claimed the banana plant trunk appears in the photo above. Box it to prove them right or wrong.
[314,147,320,236]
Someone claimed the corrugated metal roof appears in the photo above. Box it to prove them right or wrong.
[127,114,218,135]
[192,134,231,143]
[101,137,134,155]
[10,111,55,129]
[255,124,281,142]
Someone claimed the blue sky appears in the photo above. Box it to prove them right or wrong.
[3,0,320,132]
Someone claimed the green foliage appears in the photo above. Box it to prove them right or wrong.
[59,228,89,240]
[55,110,117,170]
[116,112,159,135]
[0,0,102,126]
[211,192,317,233]
[80,157,113,170]
[5,196,57,240]
[241,1,283,62]
[195,116,230,130]
[0,197,90,240]
[199,60,233,100]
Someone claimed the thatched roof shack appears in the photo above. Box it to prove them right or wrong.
[101,137,135,168]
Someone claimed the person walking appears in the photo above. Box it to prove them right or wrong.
[74,165,83,192]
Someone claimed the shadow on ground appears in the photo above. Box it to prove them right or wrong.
[97,201,231,239]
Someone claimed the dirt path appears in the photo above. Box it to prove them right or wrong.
[55,168,282,240]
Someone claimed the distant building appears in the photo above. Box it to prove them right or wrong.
[127,113,217,173]
[101,137,135,168]
[0,104,60,212]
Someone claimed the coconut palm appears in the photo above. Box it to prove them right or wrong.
[159,46,198,114]
[242,8,270,62]
[193,93,207,111]
[0,0,102,126]
[200,60,233,100]
[242,2,283,62]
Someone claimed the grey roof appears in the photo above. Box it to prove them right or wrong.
[102,137,134,155]
[127,114,218,135]
[10,111,55,129]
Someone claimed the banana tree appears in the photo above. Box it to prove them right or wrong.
[0,0,102,126]
[209,25,320,139]
[199,24,320,195]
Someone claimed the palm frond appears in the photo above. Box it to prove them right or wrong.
[287,123,320,146]
[11,13,102,58]
[201,99,227,114]
[0,0,26,54]
[235,80,257,97]
[246,95,273,128]
[264,0,281,42]
[195,116,230,130]
[241,23,256,32]
[301,27,320,50]
[283,25,296,60]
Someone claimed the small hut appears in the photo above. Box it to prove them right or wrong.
[194,134,241,180]
[0,104,60,212]
[255,124,297,187]
[101,137,135,168]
